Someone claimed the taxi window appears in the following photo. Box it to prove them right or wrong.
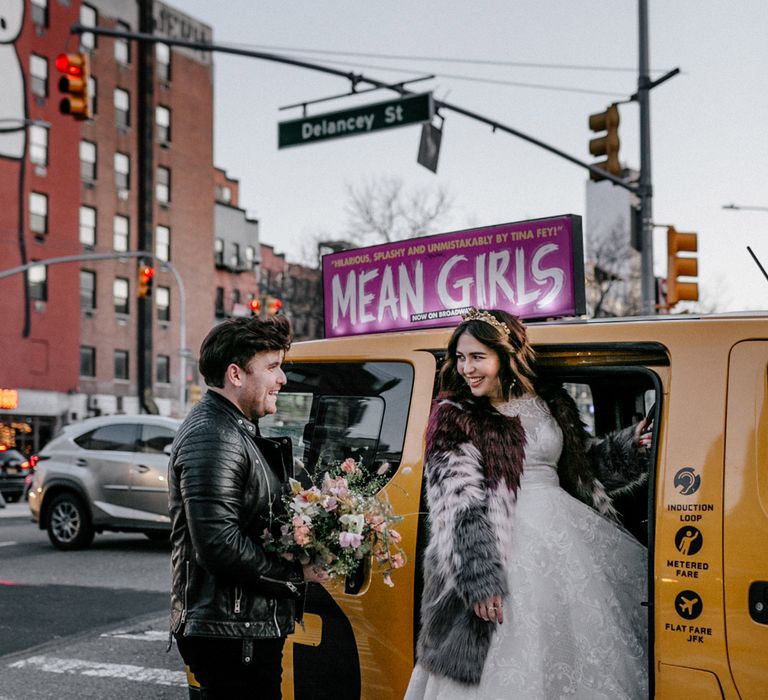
[259,361,413,486]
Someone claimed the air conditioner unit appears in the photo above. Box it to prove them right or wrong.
[87,395,99,410]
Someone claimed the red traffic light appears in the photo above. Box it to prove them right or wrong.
[56,53,91,120]
[56,53,85,77]
[266,297,283,316]
[249,298,262,315]
[138,265,155,298]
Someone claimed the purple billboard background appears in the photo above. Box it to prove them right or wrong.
[323,215,585,337]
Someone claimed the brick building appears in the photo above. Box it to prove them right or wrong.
[0,0,322,455]
[0,0,217,452]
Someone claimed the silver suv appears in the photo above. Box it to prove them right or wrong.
[28,415,181,550]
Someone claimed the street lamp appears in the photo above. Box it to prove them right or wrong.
[722,203,768,213]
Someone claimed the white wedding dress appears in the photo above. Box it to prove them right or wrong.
[406,394,648,700]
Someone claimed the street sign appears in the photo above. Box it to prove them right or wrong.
[278,93,434,149]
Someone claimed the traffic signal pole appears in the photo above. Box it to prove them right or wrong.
[637,0,656,314]
[136,0,156,414]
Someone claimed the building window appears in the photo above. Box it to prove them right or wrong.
[80,140,96,181]
[114,350,129,380]
[114,88,130,129]
[215,184,232,204]
[157,355,170,384]
[88,75,97,115]
[31,0,48,27]
[114,152,130,191]
[231,289,241,305]
[230,243,241,269]
[30,54,48,98]
[114,21,130,64]
[80,346,96,377]
[114,277,129,314]
[155,225,170,262]
[156,166,170,204]
[245,245,257,268]
[80,270,96,310]
[28,264,47,301]
[80,4,97,51]
[29,192,48,235]
[79,206,96,246]
[156,42,171,81]
[214,238,224,266]
[113,215,129,252]
[260,268,271,293]
[215,287,225,318]
[156,286,170,322]
[156,105,171,143]
[29,125,48,166]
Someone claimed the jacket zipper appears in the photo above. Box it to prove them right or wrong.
[261,575,299,596]
[234,585,243,614]
[255,457,275,524]
[272,598,281,637]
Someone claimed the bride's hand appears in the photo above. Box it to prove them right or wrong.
[473,595,504,624]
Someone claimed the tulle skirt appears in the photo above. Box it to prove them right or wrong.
[405,479,648,700]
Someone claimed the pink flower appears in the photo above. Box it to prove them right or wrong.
[339,531,363,549]
[388,529,402,544]
[383,573,394,588]
[391,552,405,569]
[292,515,312,546]
[376,462,391,476]
[341,458,357,474]
[323,497,338,512]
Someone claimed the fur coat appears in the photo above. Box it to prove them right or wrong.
[416,382,647,685]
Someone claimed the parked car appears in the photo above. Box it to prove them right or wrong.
[28,415,181,550]
[0,447,36,502]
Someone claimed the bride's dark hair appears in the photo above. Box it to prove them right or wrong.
[439,309,537,399]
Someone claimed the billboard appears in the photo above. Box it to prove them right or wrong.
[322,215,585,337]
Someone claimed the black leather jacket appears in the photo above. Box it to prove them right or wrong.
[169,391,305,640]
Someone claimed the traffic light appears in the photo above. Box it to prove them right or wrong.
[137,264,155,298]
[666,226,699,306]
[266,296,282,317]
[56,53,92,120]
[588,104,621,181]
[248,297,262,316]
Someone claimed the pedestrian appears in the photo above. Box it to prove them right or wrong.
[169,315,328,699]
[405,308,650,700]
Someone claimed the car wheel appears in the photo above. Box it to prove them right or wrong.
[4,493,19,504]
[47,493,95,550]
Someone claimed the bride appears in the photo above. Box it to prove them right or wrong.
[405,308,649,700]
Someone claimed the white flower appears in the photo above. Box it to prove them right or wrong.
[339,513,365,534]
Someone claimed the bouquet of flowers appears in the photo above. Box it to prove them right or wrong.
[263,458,406,587]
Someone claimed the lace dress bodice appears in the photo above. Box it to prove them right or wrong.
[494,394,563,489]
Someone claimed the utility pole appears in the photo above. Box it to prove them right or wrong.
[638,0,655,314]
[137,0,156,413]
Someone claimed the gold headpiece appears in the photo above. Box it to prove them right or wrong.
[461,308,511,337]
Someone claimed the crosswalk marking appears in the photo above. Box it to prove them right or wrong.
[8,655,186,687]
[101,629,169,642]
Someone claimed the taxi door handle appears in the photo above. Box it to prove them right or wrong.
[134,465,150,473]
[75,458,88,467]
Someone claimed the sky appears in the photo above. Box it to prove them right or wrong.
[173,0,768,312]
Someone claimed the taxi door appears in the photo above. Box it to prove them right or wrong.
[723,340,768,697]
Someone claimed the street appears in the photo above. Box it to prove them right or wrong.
[0,504,187,699]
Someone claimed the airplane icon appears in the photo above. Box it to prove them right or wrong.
[678,596,699,615]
